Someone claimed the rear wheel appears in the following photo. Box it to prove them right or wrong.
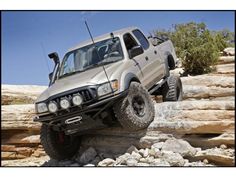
[40,124,81,160]
[114,82,155,131]
[162,75,183,101]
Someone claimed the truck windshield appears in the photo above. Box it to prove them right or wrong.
[59,37,123,78]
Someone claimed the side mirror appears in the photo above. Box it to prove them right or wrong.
[48,52,60,65]
[49,72,53,81]
[128,45,144,59]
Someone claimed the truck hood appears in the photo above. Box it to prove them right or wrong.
[36,61,123,102]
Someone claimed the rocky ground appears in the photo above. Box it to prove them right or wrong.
[1,52,235,167]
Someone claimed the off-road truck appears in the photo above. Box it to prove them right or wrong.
[34,27,183,160]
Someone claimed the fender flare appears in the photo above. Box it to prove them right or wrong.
[121,73,141,91]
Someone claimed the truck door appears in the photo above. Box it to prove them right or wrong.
[132,29,163,89]
[123,33,149,86]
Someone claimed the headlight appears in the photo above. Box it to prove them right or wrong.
[60,98,70,109]
[72,94,83,106]
[97,80,119,97]
[36,103,48,113]
[48,101,58,113]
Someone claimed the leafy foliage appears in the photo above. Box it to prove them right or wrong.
[154,22,234,75]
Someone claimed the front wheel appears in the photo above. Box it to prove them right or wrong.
[40,124,81,160]
[114,82,155,131]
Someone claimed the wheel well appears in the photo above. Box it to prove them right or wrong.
[167,55,175,70]
[130,77,141,84]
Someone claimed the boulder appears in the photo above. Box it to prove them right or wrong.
[97,158,115,166]
[161,139,197,157]
[78,147,97,165]
[223,47,235,56]
[126,158,138,166]
[161,151,185,166]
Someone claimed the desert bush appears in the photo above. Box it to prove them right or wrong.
[154,22,229,75]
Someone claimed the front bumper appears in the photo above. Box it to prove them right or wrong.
[34,90,128,123]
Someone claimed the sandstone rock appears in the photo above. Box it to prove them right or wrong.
[218,56,235,64]
[139,148,149,158]
[223,47,235,56]
[1,104,40,130]
[139,133,173,149]
[2,156,50,167]
[181,75,234,88]
[183,85,234,99]
[151,142,164,150]
[220,144,227,149]
[97,158,115,166]
[32,149,46,157]
[1,145,16,152]
[194,148,234,166]
[78,147,97,165]
[1,152,27,160]
[115,153,131,165]
[161,151,185,166]
[2,133,40,145]
[1,84,47,105]
[161,139,197,157]
[131,151,142,161]
[148,148,161,158]
[203,159,209,164]
[15,147,33,157]
[150,159,170,166]
[126,145,139,154]
[126,158,138,166]
[150,101,235,134]
[183,133,235,149]
[215,63,235,74]
[184,161,214,167]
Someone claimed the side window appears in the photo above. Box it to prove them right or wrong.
[132,29,149,50]
[123,33,138,52]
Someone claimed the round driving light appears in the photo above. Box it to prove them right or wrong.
[48,101,58,113]
[60,98,70,109]
[72,94,83,106]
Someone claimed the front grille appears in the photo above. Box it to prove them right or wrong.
[80,89,92,102]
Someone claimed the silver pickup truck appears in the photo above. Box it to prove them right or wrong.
[34,27,182,160]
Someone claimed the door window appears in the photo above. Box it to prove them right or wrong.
[123,33,138,51]
[132,29,149,50]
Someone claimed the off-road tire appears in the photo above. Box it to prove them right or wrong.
[40,124,81,160]
[114,82,155,131]
[162,75,183,101]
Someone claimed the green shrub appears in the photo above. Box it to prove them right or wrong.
[154,22,221,75]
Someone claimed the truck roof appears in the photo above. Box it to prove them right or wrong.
[67,26,138,52]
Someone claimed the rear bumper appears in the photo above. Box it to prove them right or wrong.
[34,90,128,123]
